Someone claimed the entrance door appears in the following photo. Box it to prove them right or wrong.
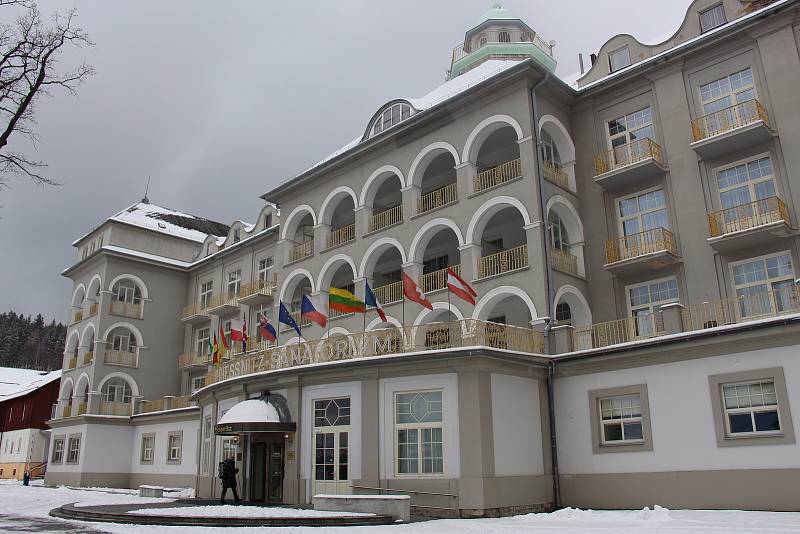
[267,442,284,502]
[312,397,351,496]
[250,442,267,502]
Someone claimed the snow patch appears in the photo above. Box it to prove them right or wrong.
[128,505,375,518]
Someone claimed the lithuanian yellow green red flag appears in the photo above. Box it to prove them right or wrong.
[328,287,366,314]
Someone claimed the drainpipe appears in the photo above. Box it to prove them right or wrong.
[531,71,562,509]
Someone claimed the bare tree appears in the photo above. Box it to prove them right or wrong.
[0,0,93,187]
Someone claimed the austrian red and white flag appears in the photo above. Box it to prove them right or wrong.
[402,272,433,310]
[446,268,477,305]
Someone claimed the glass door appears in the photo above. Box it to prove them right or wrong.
[267,442,284,502]
[312,397,351,496]
[249,442,266,502]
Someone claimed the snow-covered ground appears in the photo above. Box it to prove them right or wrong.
[129,504,374,518]
[1,480,800,533]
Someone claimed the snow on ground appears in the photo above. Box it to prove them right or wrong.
[0,481,800,533]
[128,504,374,518]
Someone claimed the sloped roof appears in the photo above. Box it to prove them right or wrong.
[0,368,61,403]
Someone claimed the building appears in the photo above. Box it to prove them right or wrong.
[46,0,800,515]
[0,368,61,480]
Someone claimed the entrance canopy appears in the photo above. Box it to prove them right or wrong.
[215,397,296,435]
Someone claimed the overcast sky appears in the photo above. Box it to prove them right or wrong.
[0,0,693,321]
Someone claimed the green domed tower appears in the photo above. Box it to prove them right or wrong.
[448,3,557,79]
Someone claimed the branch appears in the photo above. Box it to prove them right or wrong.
[0,151,56,186]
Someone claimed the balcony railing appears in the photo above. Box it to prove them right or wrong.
[77,402,87,415]
[543,161,570,190]
[373,281,402,305]
[707,197,790,238]
[104,349,137,367]
[369,204,402,233]
[136,395,195,415]
[178,351,210,369]
[418,183,457,214]
[87,302,98,318]
[605,228,677,264]
[551,248,578,276]
[207,292,239,311]
[110,300,142,319]
[62,405,72,418]
[473,158,521,193]
[594,138,665,176]
[329,307,352,320]
[281,310,311,332]
[289,240,314,263]
[691,99,769,142]
[207,318,544,385]
[71,310,83,325]
[420,265,460,293]
[66,356,77,370]
[98,401,132,416]
[82,352,93,366]
[181,302,209,321]
[478,244,529,279]
[682,286,800,331]
[573,313,662,351]
[238,278,277,301]
[326,223,355,249]
[451,35,554,65]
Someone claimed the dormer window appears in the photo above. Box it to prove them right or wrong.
[371,102,413,137]
[206,243,212,256]
[608,45,631,73]
[233,228,240,243]
[700,4,726,33]
[264,213,272,229]
[498,31,511,43]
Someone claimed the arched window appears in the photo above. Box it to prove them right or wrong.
[112,280,142,305]
[371,103,413,137]
[498,31,511,43]
[520,31,533,42]
[111,329,137,353]
[548,212,570,252]
[542,130,561,166]
[102,378,132,403]
[478,35,487,48]
[556,302,572,325]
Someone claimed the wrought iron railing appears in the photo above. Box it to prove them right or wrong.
[420,265,460,293]
[573,313,662,350]
[707,196,789,237]
[691,99,769,141]
[594,138,664,175]
[87,302,98,318]
[543,161,570,190]
[181,302,209,320]
[369,204,402,233]
[373,281,403,305]
[473,158,521,193]
[418,183,457,214]
[289,240,314,263]
[136,395,195,415]
[605,227,677,264]
[238,277,277,300]
[478,244,529,279]
[110,300,142,318]
[682,286,800,331]
[104,349,137,367]
[551,248,578,276]
[326,223,355,249]
[98,401,132,416]
[178,351,210,369]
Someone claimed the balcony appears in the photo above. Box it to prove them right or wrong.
[178,351,210,370]
[369,205,402,234]
[551,248,579,276]
[238,277,277,306]
[706,197,793,253]
[573,313,663,351]
[288,240,314,264]
[82,352,93,366]
[604,228,679,276]
[66,356,77,370]
[373,281,402,306]
[690,99,774,159]
[477,244,529,280]
[280,310,311,332]
[206,292,240,316]
[98,401,132,416]
[450,37,556,77]
[593,138,666,191]
[420,265,460,293]
[473,158,521,194]
[136,395,196,415]
[109,300,142,319]
[86,302,98,318]
[62,405,72,418]
[181,303,210,324]
[417,183,457,215]
[104,349,137,368]
[325,223,355,250]
[70,309,83,325]
[77,402,87,416]
[543,161,571,192]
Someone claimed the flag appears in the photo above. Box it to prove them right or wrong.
[219,323,229,350]
[206,335,214,358]
[211,332,220,365]
[279,301,301,337]
[242,314,249,351]
[258,313,276,342]
[365,282,387,322]
[447,268,478,305]
[329,287,366,314]
[301,294,328,328]
[230,314,249,351]
[402,272,433,310]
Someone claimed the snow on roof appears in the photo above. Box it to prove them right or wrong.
[107,202,230,243]
[218,399,280,425]
[0,368,61,403]
[101,245,194,269]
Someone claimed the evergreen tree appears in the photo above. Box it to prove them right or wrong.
[0,311,66,370]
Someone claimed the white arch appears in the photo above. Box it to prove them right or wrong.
[97,372,140,398]
[465,196,533,245]
[65,330,80,350]
[554,285,593,326]
[408,218,466,264]
[318,186,359,225]
[108,273,150,300]
[318,254,358,292]
[74,372,91,394]
[462,114,525,163]
[546,195,584,242]
[358,237,407,278]
[79,323,96,348]
[359,165,406,207]
[283,336,307,345]
[327,326,352,337]
[413,301,465,327]
[280,204,317,240]
[472,286,538,322]
[86,274,102,299]
[279,268,316,303]
[71,283,86,307]
[408,141,461,189]
[366,315,403,331]
[101,321,144,347]
[59,377,74,400]
[538,114,576,163]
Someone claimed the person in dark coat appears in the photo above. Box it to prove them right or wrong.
[219,457,240,503]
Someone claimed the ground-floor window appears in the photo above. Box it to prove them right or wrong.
[201,415,212,475]
[140,434,155,464]
[394,390,443,475]
[51,438,64,463]
[722,380,781,435]
[66,436,81,463]
[599,394,643,444]
[167,432,182,463]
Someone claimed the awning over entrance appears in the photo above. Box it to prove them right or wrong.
[215,397,296,435]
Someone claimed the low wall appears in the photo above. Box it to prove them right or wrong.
[313,494,411,522]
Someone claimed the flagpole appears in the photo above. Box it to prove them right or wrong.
[363,279,367,333]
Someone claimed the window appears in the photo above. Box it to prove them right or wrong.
[233,228,240,243]
[617,188,669,239]
[140,434,154,464]
[394,391,443,475]
[102,378,132,404]
[167,432,182,463]
[113,280,141,305]
[371,103,414,137]
[191,375,206,393]
[699,3,726,32]
[548,213,570,252]
[608,45,631,72]
[498,30,511,43]
[700,68,755,117]
[200,281,213,309]
[731,252,797,317]
[717,156,776,214]
[541,130,561,166]
[201,415,212,475]
[555,302,572,324]
[264,213,272,229]
[607,107,654,155]
[258,257,273,283]
[196,327,210,354]
[589,384,652,453]
[314,398,351,427]
[112,331,136,353]
[626,277,679,336]
[709,367,795,447]
[221,437,237,461]
[227,270,241,298]
[66,436,81,463]
[224,320,232,349]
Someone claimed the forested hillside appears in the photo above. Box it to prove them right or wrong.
[0,312,66,371]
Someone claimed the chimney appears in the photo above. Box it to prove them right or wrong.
[578,53,585,74]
